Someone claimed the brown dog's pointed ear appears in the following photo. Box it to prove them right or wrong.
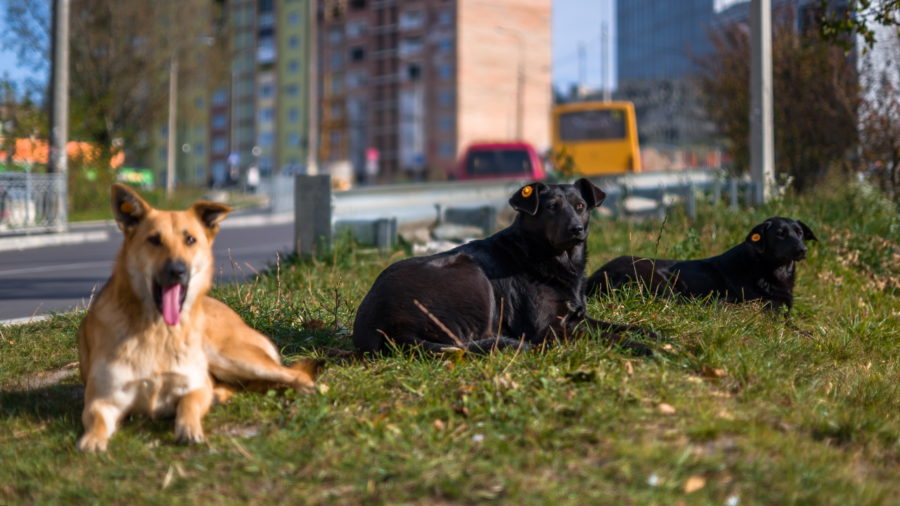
[111,183,151,230]
[573,178,606,209]
[509,183,543,215]
[746,220,771,253]
[190,201,233,232]
[797,220,818,242]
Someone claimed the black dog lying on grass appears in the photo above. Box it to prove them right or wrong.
[353,179,660,355]
[586,217,818,312]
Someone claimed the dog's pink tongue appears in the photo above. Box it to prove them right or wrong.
[161,284,182,326]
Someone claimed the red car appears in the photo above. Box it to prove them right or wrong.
[454,142,545,181]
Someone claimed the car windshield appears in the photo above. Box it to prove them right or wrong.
[559,109,626,141]
[466,149,532,176]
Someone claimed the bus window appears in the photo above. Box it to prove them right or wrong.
[467,149,532,176]
[559,109,626,142]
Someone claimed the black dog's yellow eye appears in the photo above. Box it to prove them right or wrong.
[576,203,585,210]
[548,204,557,210]
[147,234,161,246]
[185,235,196,246]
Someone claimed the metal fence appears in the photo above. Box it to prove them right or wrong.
[0,173,67,235]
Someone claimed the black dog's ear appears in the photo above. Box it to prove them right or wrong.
[509,183,544,215]
[111,183,151,231]
[573,178,607,209]
[745,220,771,253]
[797,220,818,242]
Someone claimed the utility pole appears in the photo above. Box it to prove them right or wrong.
[166,53,178,198]
[601,21,610,102]
[48,0,69,176]
[306,0,319,176]
[578,42,586,88]
[750,0,774,205]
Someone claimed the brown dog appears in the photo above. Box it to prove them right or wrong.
[77,184,318,452]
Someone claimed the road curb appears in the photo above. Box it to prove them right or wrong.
[0,230,111,252]
[219,213,293,228]
[1,314,51,326]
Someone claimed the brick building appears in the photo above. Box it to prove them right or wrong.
[318,0,551,183]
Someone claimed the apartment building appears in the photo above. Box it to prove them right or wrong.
[318,0,551,183]
[150,0,311,187]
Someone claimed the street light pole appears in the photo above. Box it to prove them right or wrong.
[48,0,69,176]
[166,37,215,199]
[497,27,525,140]
[306,0,319,176]
[750,0,774,205]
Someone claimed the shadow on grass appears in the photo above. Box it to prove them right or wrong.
[1,383,85,427]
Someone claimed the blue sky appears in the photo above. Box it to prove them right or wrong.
[0,0,615,92]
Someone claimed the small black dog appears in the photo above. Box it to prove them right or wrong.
[586,217,818,312]
[353,179,658,355]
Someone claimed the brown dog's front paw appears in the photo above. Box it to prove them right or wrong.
[77,433,109,453]
[174,422,205,444]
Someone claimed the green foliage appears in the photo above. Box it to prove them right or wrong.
[818,0,900,52]
[2,177,900,503]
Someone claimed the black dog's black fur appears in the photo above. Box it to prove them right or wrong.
[352,179,658,355]
[586,217,818,312]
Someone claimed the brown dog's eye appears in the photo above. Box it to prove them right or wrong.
[185,235,196,246]
[147,234,161,246]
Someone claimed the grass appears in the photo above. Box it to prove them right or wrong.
[3,176,900,504]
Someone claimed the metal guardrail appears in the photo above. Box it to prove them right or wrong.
[0,173,67,236]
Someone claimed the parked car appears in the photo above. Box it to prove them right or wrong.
[454,142,545,181]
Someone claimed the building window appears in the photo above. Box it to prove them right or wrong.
[438,10,452,25]
[286,84,299,97]
[289,107,300,123]
[195,125,205,136]
[160,125,169,137]
[349,0,366,9]
[289,11,301,26]
[258,107,274,122]
[437,37,453,53]
[289,59,300,73]
[259,83,273,98]
[330,103,342,119]
[347,70,367,89]
[288,132,300,146]
[438,115,454,132]
[195,165,205,181]
[399,11,424,30]
[439,142,454,158]
[438,63,453,80]
[346,20,366,38]
[331,75,343,94]
[289,36,300,49]
[349,47,365,62]
[212,88,228,106]
[399,37,423,56]
[212,161,226,180]
[330,52,342,69]
[407,64,421,81]
[212,113,227,129]
[159,147,168,159]
[329,27,343,44]
[438,89,454,107]
[212,137,227,153]
[257,132,274,147]
[195,143,205,156]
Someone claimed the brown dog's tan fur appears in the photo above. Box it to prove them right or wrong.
[77,184,317,452]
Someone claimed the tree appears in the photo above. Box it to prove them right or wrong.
[819,0,900,52]
[1,0,230,167]
[698,10,859,191]
[857,30,900,200]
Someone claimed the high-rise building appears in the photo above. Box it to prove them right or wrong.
[149,0,312,187]
[317,0,551,183]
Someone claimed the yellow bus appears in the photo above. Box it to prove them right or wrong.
[551,101,641,175]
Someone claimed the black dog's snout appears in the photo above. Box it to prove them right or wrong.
[569,224,585,235]
[160,261,189,286]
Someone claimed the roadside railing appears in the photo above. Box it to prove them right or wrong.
[0,173,67,236]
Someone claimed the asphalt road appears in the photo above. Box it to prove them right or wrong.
[0,223,294,321]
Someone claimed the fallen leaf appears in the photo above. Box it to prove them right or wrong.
[452,403,470,418]
[161,465,174,490]
[625,361,634,375]
[442,360,455,371]
[662,344,674,352]
[702,365,727,379]
[716,409,734,420]
[684,475,706,494]
[658,403,676,414]
[433,419,446,431]
[316,384,330,395]
[302,319,326,331]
